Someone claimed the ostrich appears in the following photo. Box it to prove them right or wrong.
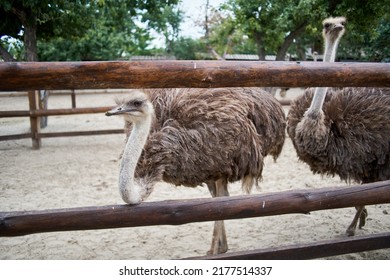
[106,87,286,254]
[287,16,390,236]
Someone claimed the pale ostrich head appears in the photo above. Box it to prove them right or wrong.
[323,16,346,38]
[106,90,155,204]
[106,90,154,123]
[322,17,346,61]
[294,16,347,150]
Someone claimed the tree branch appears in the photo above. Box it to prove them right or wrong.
[276,21,309,61]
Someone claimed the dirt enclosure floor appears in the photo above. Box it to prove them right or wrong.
[0,89,389,259]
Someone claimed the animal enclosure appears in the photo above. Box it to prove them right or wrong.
[0,61,390,259]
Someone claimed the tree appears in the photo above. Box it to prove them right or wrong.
[221,0,326,60]
[0,0,98,61]
[142,3,183,54]
[171,37,209,60]
[215,0,389,61]
[330,0,390,61]
[0,0,182,61]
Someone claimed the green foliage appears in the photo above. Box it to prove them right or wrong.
[0,0,181,61]
[332,0,390,61]
[1,0,388,62]
[0,35,24,60]
[171,37,208,60]
[38,0,182,60]
[220,0,326,60]
[207,0,389,61]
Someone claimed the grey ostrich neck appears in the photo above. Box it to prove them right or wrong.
[306,30,342,116]
[119,113,153,204]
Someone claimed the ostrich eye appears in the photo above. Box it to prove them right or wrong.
[324,23,331,29]
[341,21,346,26]
[133,100,143,107]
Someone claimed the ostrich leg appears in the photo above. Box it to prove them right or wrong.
[346,206,368,236]
[207,178,229,255]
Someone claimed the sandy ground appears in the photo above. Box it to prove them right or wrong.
[0,89,389,260]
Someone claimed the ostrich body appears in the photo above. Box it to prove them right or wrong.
[287,17,390,236]
[107,88,286,254]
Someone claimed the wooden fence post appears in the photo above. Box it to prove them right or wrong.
[28,90,41,149]
[71,89,76,108]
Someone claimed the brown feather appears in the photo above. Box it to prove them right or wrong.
[122,88,286,193]
[287,87,390,183]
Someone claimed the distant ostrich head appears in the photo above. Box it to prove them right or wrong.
[323,16,346,39]
[293,16,346,153]
[322,17,346,61]
[106,90,154,123]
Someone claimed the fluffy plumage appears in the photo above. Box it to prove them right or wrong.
[124,88,285,193]
[287,16,390,236]
[111,87,286,254]
[288,87,390,183]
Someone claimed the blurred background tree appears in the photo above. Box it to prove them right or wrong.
[1,0,388,62]
[210,0,389,61]
[0,0,181,61]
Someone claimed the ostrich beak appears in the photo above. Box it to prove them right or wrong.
[106,105,140,116]
[333,24,344,32]
[105,106,126,116]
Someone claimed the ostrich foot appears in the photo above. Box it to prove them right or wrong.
[358,207,368,229]
[346,206,366,236]
[206,179,230,255]
[346,225,356,237]
[207,220,228,255]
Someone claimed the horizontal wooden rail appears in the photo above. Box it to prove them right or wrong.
[0,106,113,118]
[0,129,124,142]
[0,133,32,141]
[0,61,389,91]
[0,110,31,117]
[1,180,389,237]
[39,129,124,138]
[186,232,390,260]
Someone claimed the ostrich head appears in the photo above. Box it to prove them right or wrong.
[322,17,346,49]
[105,90,154,123]
[294,17,347,152]
[106,90,155,204]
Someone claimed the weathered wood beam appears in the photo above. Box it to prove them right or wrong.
[0,61,389,91]
[38,129,124,138]
[0,133,32,141]
[186,232,390,260]
[28,90,40,149]
[0,106,113,118]
[1,180,390,237]
[0,130,124,142]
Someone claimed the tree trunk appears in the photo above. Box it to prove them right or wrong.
[254,32,266,60]
[12,6,41,148]
[208,46,224,60]
[12,7,38,62]
[276,21,309,61]
[24,23,38,62]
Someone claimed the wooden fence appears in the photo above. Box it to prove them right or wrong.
[1,61,390,259]
[0,89,124,148]
[1,61,389,149]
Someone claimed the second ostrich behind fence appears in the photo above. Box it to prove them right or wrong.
[106,87,286,255]
[287,16,390,236]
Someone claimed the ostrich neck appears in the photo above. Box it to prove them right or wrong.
[324,36,340,63]
[119,115,153,204]
[306,36,340,115]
